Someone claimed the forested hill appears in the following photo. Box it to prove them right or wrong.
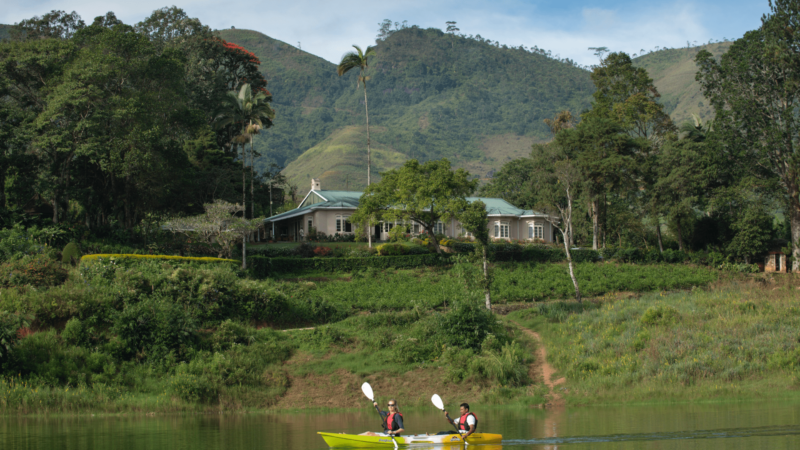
[0,24,11,40]
[632,42,731,125]
[218,27,595,192]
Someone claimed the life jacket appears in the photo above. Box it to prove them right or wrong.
[385,412,403,432]
[458,412,477,431]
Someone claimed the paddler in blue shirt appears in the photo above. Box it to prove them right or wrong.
[444,402,477,439]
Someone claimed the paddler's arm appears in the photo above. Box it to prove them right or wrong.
[388,415,404,436]
[463,419,476,439]
[444,410,455,425]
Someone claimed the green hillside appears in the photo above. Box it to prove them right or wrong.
[220,27,595,192]
[632,42,731,125]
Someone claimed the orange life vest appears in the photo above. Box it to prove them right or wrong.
[458,412,477,431]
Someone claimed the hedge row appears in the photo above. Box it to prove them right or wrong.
[81,254,237,264]
[248,254,449,276]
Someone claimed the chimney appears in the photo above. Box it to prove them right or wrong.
[311,178,321,191]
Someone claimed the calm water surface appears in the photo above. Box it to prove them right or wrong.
[2,402,799,449]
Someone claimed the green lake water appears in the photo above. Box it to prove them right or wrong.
[2,401,799,449]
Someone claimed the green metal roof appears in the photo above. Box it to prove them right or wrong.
[265,191,547,223]
[264,190,361,223]
[466,197,546,216]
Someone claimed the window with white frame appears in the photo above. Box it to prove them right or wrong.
[413,222,420,234]
[307,217,313,232]
[494,221,509,238]
[528,222,543,240]
[336,215,352,233]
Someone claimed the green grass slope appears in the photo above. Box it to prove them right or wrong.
[633,42,731,125]
[221,27,595,192]
[281,126,408,190]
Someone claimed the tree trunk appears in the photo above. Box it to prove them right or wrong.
[242,143,246,218]
[560,228,581,303]
[242,234,247,269]
[367,221,373,248]
[591,197,600,250]
[655,217,664,253]
[52,195,59,224]
[482,246,492,311]
[429,227,442,254]
[791,192,800,272]
[251,137,255,220]
[675,218,684,251]
[363,83,371,186]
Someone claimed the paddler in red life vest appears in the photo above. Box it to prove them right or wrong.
[445,403,477,438]
[360,399,405,437]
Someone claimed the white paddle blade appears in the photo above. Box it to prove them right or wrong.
[431,394,445,410]
[361,382,374,401]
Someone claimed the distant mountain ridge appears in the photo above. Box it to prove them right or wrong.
[632,42,731,125]
[218,27,595,192]
[0,22,731,193]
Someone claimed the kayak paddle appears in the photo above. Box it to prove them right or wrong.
[361,382,398,449]
[431,394,466,444]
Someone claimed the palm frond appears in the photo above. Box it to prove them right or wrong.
[337,52,363,76]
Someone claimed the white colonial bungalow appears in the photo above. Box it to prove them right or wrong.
[264,179,558,243]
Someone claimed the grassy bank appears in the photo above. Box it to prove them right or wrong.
[0,255,735,414]
[508,275,800,405]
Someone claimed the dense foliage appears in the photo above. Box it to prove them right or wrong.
[0,8,280,231]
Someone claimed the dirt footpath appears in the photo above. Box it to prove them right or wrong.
[512,321,566,408]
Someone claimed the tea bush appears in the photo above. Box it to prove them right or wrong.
[0,254,68,288]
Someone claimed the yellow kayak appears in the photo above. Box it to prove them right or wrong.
[318,432,502,447]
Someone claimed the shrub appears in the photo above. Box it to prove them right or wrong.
[661,249,688,264]
[437,298,506,352]
[292,242,317,258]
[719,262,759,273]
[62,242,81,266]
[248,254,448,276]
[112,295,198,362]
[313,246,333,257]
[388,225,410,242]
[0,311,26,360]
[640,305,680,326]
[61,318,88,347]
[376,243,406,256]
[81,254,236,264]
[0,254,68,288]
[210,320,255,351]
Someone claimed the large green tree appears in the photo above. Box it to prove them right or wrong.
[556,116,637,250]
[586,52,676,251]
[337,45,376,185]
[696,1,800,269]
[357,159,476,254]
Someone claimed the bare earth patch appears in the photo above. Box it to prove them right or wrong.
[273,354,484,410]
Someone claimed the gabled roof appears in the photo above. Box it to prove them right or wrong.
[264,190,361,223]
[466,197,548,217]
[265,191,553,223]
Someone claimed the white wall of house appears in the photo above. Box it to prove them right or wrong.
[289,209,556,243]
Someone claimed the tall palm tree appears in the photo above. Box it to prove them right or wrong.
[215,83,274,215]
[338,45,376,185]
[214,83,274,266]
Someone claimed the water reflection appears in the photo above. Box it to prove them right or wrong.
[1,402,799,450]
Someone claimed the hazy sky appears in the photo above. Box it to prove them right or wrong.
[1,0,771,66]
